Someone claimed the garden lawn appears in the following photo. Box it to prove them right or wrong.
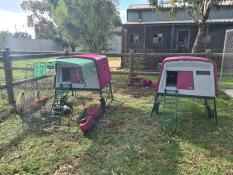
[0,75,233,175]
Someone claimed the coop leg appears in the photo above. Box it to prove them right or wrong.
[151,94,159,117]
[204,99,208,107]
[67,115,70,132]
[204,99,211,118]
[214,98,218,124]
[58,117,62,125]
[110,83,113,101]
[49,116,52,126]
[100,90,106,112]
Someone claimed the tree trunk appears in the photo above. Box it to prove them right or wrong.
[192,23,206,53]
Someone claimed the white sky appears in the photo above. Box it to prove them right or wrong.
[120,9,127,23]
[0,9,34,37]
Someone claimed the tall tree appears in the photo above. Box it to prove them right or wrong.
[48,0,121,52]
[0,32,7,49]
[21,0,58,39]
[149,0,223,53]
[14,32,32,38]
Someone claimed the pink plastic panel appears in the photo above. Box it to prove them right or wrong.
[88,107,101,116]
[95,58,111,89]
[177,71,194,90]
[71,68,84,84]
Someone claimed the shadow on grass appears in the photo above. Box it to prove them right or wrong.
[176,98,233,163]
[0,126,52,159]
[180,118,233,161]
[111,74,157,98]
[149,95,233,174]
[75,101,182,175]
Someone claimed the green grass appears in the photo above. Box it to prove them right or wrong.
[0,74,232,174]
[220,77,233,89]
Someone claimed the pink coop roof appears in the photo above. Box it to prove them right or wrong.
[156,56,218,96]
[163,56,213,63]
[76,54,107,61]
[67,54,111,89]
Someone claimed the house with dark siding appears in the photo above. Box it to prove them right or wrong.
[122,3,233,53]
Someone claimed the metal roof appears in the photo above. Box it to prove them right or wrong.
[126,4,233,24]
[128,4,156,10]
[128,2,233,10]
[125,19,233,25]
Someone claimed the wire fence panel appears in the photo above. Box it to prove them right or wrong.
[0,49,232,110]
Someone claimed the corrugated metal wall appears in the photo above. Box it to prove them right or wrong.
[1,34,63,51]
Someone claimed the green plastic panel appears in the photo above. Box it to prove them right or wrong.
[34,62,55,78]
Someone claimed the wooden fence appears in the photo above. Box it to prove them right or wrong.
[0,48,231,109]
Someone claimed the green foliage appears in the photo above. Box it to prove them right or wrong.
[0,32,7,48]
[21,0,58,39]
[0,32,5,41]
[48,0,121,52]
[14,32,32,38]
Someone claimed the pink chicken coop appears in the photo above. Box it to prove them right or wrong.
[151,56,218,131]
[50,54,113,131]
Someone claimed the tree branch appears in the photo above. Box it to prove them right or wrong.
[185,7,199,24]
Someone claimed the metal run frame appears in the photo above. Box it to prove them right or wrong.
[49,82,113,125]
[151,92,218,132]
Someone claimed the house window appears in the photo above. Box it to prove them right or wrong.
[176,29,190,51]
[177,30,190,44]
[152,33,163,44]
[138,12,142,22]
[129,34,140,44]
[62,68,71,82]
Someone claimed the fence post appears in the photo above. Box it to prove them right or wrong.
[2,48,16,109]
[64,48,69,56]
[129,50,134,74]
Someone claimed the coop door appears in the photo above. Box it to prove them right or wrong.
[166,71,178,87]
[71,68,84,84]
[177,71,194,90]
